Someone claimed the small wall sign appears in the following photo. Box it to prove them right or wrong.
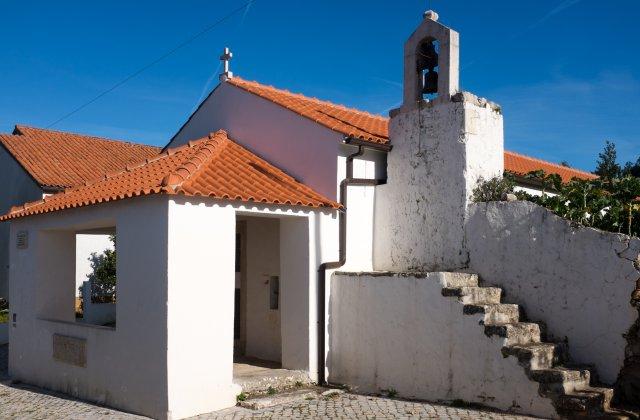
[16,231,28,249]
[52,334,86,367]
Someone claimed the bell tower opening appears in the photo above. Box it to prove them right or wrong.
[399,10,459,110]
[417,38,440,101]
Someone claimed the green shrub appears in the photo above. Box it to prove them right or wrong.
[87,235,117,303]
[474,171,640,238]
[472,174,516,203]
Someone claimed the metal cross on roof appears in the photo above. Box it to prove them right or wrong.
[219,47,233,82]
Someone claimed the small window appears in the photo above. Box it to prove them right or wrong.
[269,276,279,310]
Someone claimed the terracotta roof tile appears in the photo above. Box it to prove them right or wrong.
[1,130,340,221]
[504,151,598,183]
[227,78,597,183]
[0,125,161,190]
[227,78,389,144]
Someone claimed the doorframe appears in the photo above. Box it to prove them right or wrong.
[236,221,248,356]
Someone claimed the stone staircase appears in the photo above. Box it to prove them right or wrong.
[440,273,635,419]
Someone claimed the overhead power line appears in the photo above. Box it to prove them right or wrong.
[47,0,256,128]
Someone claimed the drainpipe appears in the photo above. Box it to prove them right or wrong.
[316,139,389,385]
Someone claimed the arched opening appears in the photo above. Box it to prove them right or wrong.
[416,38,440,100]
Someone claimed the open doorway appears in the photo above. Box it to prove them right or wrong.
[234,217,281,364]
[232,214,315,393]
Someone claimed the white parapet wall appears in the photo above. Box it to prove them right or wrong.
[466,201,640,385]
[328,272,557,418]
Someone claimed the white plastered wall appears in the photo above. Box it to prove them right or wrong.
[466,201,640,385]
[328,272,557,419]
[0,146,44,299]
[9,196,170,419]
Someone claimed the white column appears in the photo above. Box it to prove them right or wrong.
[166,199,239,419]
[280,215,316,380]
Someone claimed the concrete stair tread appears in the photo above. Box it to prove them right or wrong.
[442,286,502,304]
[502,343,561,370]
[463,303,520,325]
[239,388,320,410]
[557,387,613,414]
[530,367,590,383]
[485,322,541,346]
[441,272,479,288]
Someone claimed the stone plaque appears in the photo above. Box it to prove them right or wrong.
[52,334,86,367]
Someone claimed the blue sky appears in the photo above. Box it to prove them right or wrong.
[1,0,638,172]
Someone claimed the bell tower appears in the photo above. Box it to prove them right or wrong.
[403,10,459,107]
[373,10,504,272]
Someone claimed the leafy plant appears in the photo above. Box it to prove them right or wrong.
[518,173,640,237]
[236,392,247,402]
[87,235,117,303]
[473,169,639,238]
[0,310,8,324]
[382,388,398,398]
[472,173,516,202]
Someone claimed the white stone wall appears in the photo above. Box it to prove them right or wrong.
[374,96,503,272]
[466,201,640,385]
[80,281,116,326]
[328,272,556,418]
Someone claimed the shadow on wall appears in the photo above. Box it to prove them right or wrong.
[466,201,640,403]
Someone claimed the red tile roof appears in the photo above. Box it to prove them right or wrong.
[227,78,597,182]
[504,151,598,183]
[1,130,340,221]
[0,125,161,190]
[228,78,389,144]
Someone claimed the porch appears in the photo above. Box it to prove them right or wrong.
[6,195,334,419]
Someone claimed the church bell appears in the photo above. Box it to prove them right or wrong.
[423,71,438,95]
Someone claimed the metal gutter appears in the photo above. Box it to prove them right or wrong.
[316,140,387,385]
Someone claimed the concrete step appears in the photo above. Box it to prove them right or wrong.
[502,343,563,370]
[463,303,520,325]
[239,388,319,410]
[530,367,591,394]
[555,387,613,415]
[442,286,502,305]
[485,323,541,346]
[440,273,479,289]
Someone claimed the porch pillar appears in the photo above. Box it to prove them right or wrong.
[166,199,239,419]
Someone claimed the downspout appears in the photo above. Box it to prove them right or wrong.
[316,139,389,385]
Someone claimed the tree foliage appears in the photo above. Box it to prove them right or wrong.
[87,235,116,303]
[623,157,640,178]
[595,141,622,181]
[473,141,640,237]
[473,172,640,238]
